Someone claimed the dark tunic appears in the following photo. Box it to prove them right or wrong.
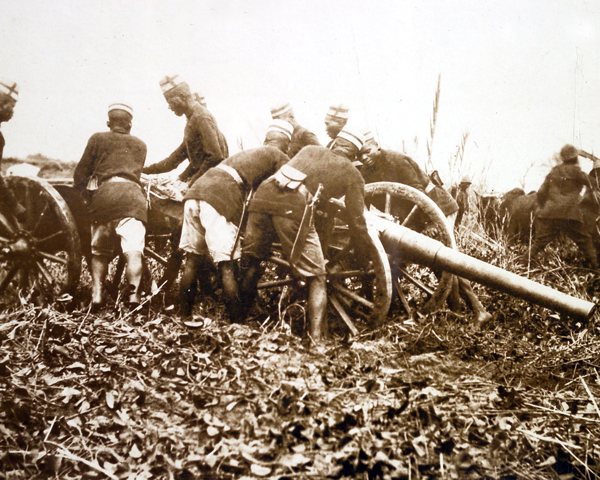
[537,162,591,222]
[74,129,147,224]
[0,130,4,161]
[143,104,228,183]
[249,145,370,243]
[287,125,321,159]
[184,146,289,225]
[361,149,458,216]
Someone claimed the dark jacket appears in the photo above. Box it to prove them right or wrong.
[537,162,592,222]
[287,125,321,159]
[184,146,289,225]
[74,129,148,223]
[250,145,370,244]
[143,104,228,183]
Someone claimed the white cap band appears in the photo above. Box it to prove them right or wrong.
[270,102,292,118]
[108,103,133,117]
[267,119,294,140]
[326,103,349,120]
[338,129,364,150]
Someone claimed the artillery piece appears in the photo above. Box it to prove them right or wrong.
[0,175,594,330]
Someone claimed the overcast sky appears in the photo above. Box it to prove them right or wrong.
[1,0,599,192]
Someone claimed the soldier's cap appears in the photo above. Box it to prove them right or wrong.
[460,174,471,184]
[267,119,294,140]
[0,78,19,101]
[363,129,377,145]
[337,124,365,150]
[560,144,579,162]
[325,103,349,121]
[159,74,191,97]
[270,102,292,119]
[276,164,306,190]
[108,103,133,117]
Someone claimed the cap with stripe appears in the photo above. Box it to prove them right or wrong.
[337,124,364,150]
[108,102,133,117]
[270,102,292,118]
[159,74,191,97]
[0,78,19,101]
[267,119,294,140]
[325,103,349,120]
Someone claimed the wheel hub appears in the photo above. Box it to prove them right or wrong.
[1,230,35,259]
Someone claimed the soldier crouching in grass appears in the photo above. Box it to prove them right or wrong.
[178,121,293,322]
[74,103,148,311]
[239,124,372,344]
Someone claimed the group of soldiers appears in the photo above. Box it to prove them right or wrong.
[1,74,499,342]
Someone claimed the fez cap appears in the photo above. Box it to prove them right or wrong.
[560,144,579,162]
[270,102,292,119]
[267,119,294,140]
[337,123,365,150]
[108,102,133,117]
[159,74,191,97]
[326,103,349,120]
[460,174,471,184]
[0,78,19,101]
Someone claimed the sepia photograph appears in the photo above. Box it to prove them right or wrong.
[1,0,599,478]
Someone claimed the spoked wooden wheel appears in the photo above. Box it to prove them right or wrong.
[364,182,455,314]
[256,202,392,337]
[0,176,81,306]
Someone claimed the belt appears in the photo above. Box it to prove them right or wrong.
[216,164,244,186]
[104,176,135,184]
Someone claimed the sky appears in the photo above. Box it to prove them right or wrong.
[1,0,599,193]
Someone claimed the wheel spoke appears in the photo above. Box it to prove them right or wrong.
[384,193,391,215]
[331,281,375,309]
[37,251,69,265]
[35,260,55,288]
[144,246,169,266]
[329,293,359,336]
[395,277,413,316]
[258,277,295,289]
[36,229,66,246]
[396,265,434,296]
[0,263,20,292]
[31,201,50,235]
[0,212,16,237]
[401,204,419,227]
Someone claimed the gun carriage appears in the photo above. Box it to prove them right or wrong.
[0,175,594,328]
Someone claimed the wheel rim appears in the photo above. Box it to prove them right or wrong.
[0,176,81,305]
[364,181,455,314]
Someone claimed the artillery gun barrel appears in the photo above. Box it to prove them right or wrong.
[371,216,596,321]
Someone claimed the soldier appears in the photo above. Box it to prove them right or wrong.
[240,123,371,344]
[0,78,26,219]
[531,144,598,269]
[451,174,472,229]
[178,122,292,320]
[324,103,349,148]
[143,75,228,185]
[360,135,492,326]
[270,102,321,158]
[73,103,148,309]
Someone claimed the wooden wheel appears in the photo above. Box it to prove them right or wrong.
[0,176,81,306]
[256,200,392,337]
[364,182,455,315]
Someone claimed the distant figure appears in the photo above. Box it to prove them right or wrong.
[74,103,148,309]
[193,91,207,108]
[530,144,598,269]
[0,77,26,219]
[451,174,472,229]
[178,124,291,321]
[240,124,370,343]
[324,103,349,148]
[270,102,321,158]
[143,75,228,185]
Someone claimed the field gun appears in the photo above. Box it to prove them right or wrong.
[363,182,596,323]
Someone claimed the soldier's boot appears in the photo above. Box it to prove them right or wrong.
[123,251,143,305]
[239,254,263,313]
[90,254,109,309]
[308,274,328,344]
[179,253,212,318]
[219,260,243,323]
[458,276,492,328]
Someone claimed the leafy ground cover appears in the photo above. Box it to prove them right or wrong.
[1,222,600,479]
